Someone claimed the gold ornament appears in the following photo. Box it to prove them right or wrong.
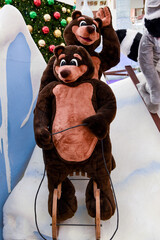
[53,29,62,38]
[62,7,66,13]
[27,25,33,33]
[67,9,71,13]
[67,17,72,24]
[38,39,46,47]
[60,42,65,46]
[44,14,51,22]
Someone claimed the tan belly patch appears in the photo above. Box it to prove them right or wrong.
[52,83,97,161]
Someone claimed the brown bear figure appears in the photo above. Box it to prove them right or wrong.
[39,7,120,91]
[34,45,117,222]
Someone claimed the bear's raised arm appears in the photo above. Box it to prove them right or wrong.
[99,26,120,71]
[96,7,120,71]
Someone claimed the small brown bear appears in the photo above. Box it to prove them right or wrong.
[34,45,117,221]
[39,7,120,91]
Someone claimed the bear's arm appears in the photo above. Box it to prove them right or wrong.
[34,83,55,150]
[39,55,57,92]
[83,81,116,139]
[99,26,120,72]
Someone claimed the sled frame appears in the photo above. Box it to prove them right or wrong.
[52,175,101,240]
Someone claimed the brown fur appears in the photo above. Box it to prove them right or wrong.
[34,45,117,221]
[39,7,120,91]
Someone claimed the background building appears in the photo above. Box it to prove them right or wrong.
[76,0,145,30]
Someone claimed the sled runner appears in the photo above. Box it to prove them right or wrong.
[125,65,160,132]
[52,173,101,240]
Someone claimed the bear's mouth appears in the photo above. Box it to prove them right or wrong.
[63,79,72,83]
[80,36,92,42]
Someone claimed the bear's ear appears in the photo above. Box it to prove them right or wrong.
[54,45,65,58]
[94,17,102,29]
[72,10,82,20]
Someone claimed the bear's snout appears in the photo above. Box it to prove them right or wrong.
[60,69,71,78]
[87,26,95,34]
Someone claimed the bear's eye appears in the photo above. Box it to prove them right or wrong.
[79,20,87,27]
[60,59,67,66]
[70,59,78,66]
[92,24,96,30]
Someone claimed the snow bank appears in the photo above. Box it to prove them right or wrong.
[3,73,160,240]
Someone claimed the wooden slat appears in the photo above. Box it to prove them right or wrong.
[81,171,85,177]
[57,183,62,200]
[104,68,137,76]
[125,65,160,132]
[52,189,58,240]
[76,170,79,176]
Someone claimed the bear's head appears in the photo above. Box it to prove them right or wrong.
[63,11,102,51]
[53,45,94,83]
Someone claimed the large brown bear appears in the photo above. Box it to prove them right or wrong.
[39,7,120,91]
[34,45,117,221]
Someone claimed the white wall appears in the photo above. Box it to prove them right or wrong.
[131,0,143,9]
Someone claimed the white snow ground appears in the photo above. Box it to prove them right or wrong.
[3,72,160,240]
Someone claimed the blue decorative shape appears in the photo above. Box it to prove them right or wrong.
[0,141,8,240]
[0,99,2,127]
[6,33,36,189]
[0,32,36,240]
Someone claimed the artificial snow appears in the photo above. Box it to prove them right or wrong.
[3,73,160,240]
[0,4,46,240]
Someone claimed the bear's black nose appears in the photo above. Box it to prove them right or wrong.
[87,26,95,34]
[60,69,71,78]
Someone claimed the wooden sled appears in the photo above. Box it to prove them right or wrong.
[125,65,160,132]
[52,175,101,240]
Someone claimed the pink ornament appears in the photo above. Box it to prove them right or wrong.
[53,11,61,19]
[49,45,55,53]
[42,26,49,34]
[34,0,41,7]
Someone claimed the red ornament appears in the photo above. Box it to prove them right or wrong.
[34,0,41,7]
[53,11,61,19]
[49,45,55,53]
[42,26,49,34]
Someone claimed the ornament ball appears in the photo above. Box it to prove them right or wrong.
[5,0,12,4]
[47,0,54,5]
[60,19,67,27]
[49,45,55,53]
[27,25,33,33]
[54,11,61,19]
[42,26,49,34]
[53,29,62,38]
[62,7,66,13]
[44,14,51,21]
[60,43,65,46]
[30,11,37,19]
[38,39,46,47]
[67,17,72,24]
[34,0,41,7]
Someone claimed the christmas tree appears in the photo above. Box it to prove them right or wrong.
[0,0,75,62]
